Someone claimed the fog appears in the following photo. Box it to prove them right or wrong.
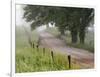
[16,5,30,27]
[16,4,93,32]
[16,5,54,32]
[16,5,47,31]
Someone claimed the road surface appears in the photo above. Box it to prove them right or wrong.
[38,31,94,69]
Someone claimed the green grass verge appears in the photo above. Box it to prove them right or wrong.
[16,46,79,73]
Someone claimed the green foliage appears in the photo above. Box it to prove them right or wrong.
[23,5,94,44]
[16,47,74,73]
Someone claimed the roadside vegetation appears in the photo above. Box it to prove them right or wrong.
[16,26,79,73]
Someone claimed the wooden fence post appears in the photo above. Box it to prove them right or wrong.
[51,51,54,62]
[36,45,39,51]
[32,42,34,48]
[68,55,71,69]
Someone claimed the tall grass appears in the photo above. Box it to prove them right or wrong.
[16,26,79,73]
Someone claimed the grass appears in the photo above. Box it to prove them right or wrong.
[46,27,94,53]
[16,26,79,73]
[16,47,79,73]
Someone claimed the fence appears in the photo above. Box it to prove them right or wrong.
[29,41,72,69]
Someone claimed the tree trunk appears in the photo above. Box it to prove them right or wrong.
[60,30,65,35]
[79,28,85,44]
[59,27,65,35]
[71,30,78,43]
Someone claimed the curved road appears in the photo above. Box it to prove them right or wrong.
[39,31,94,69]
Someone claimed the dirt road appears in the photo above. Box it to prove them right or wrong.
[39,31,94,69]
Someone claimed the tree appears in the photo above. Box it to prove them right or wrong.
[78,8,94,44]
[23,5,94,44]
